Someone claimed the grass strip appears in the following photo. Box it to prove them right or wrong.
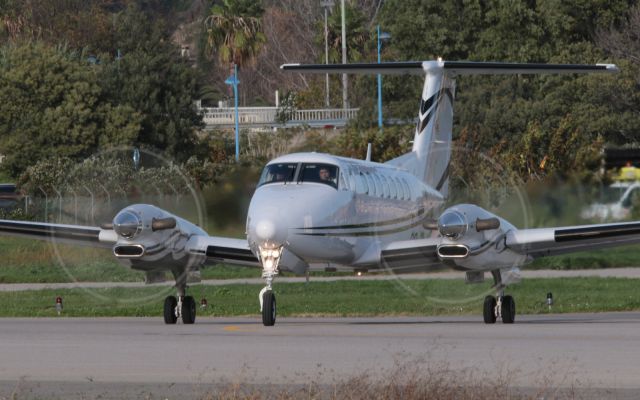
[1,277,639,318]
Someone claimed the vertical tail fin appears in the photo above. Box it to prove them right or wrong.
[281,61,618,199]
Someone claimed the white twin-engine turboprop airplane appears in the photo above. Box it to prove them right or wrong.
[0,60,634,326]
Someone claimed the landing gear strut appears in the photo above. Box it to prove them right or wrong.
[483,270,516,324]
[164,272,196,325]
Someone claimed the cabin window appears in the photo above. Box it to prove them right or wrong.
[339,173,349,191]
[379,174,390,198]
[389,176,398,199]
[258,163,298,186]
[299,163,339,189]
[401,178,411,200]
[348,170,357,191]
[370,174,381,197]
[365,173,376,196]
[358,172,368,194]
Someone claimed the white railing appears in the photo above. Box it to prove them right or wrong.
[200,106,359,128]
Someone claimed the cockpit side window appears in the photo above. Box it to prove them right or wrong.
[299,163,339,189]
[258,163,298,186]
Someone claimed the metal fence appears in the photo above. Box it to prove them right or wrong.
[200,106,359,129]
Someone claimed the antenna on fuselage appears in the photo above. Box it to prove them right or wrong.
[365,143,372,162]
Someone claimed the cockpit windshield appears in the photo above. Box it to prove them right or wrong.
[299,163,339,189]
[258,163,297,186]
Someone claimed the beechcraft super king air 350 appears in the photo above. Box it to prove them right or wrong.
[0,60,634,326]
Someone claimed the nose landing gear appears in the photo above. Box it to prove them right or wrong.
[258,246,281,326]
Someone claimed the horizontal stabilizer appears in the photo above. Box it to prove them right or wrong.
[281,62,424,75]
[281,61,619,76]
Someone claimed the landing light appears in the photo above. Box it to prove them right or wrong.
[260,248,281,259]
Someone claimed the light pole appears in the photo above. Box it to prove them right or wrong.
[225,64,240,162]
[377,25,390,129]
[341,0,348,110]
[320,0,334,108]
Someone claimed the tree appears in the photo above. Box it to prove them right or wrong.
[99,5,204,161]
[203,0,266,69]
[0,42,142,176]
[323,1,369,64]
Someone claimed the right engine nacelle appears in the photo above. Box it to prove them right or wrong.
[435,204,529,270]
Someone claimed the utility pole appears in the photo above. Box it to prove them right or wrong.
[320,0,334,108]
[225,64,240,162]
[341,0,348,110]
[377,26,390,130]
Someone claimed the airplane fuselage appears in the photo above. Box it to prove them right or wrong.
[245,152,444,273]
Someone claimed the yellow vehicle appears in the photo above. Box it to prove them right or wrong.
[616,163,640,181]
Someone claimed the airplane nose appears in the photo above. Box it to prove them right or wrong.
[254,218,287,245]
[256,220,276,241]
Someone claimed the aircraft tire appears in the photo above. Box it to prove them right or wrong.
[262,291,276,326]
[483,295,497,324]
[182,296,196,324]
[502,295,515,324]
[164,296,178,324]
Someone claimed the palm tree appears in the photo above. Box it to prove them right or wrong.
[204,0,266,69]
[324,2,369,64]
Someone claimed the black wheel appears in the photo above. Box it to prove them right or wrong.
[502,295,515,324]
[483,295,497,324]
[163,296,178,324]
[262,291,276,326]
[182,296,196,324]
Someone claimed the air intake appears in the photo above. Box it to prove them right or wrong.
[113,245,145,258]
[437,244,469,258]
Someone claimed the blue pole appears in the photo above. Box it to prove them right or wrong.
[233,64,240,162]
[377,25,383,129]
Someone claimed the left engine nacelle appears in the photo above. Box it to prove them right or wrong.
[435,204,526,270]
[103,204,185,260]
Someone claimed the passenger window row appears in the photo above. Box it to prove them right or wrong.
[340,167,413,200]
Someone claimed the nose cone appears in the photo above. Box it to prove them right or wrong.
[247,184,339,249]
[255,219,286,244]
[113,210,142,239]
[438,211,467,239]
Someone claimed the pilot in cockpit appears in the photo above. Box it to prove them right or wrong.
[318,166,331,182]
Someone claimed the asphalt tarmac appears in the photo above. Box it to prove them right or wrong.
[1,313,640,399]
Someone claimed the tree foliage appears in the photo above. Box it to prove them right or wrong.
[204,0,266,69]
[0,43,142,176]
[0,4,203,177]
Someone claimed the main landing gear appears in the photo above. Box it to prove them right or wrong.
[483,270,516,324]
[164,274,196,325]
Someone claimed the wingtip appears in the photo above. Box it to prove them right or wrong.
[597,63,620,73]
[280,63,301,70]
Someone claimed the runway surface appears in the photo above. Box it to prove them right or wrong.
[1,312,640,398]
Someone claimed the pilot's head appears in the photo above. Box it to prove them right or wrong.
[319,167,330,181]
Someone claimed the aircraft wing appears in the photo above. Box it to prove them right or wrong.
[506,221,640,258]
[187,236,260,267]
[0,219,117,248]
[378,237,444,271]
